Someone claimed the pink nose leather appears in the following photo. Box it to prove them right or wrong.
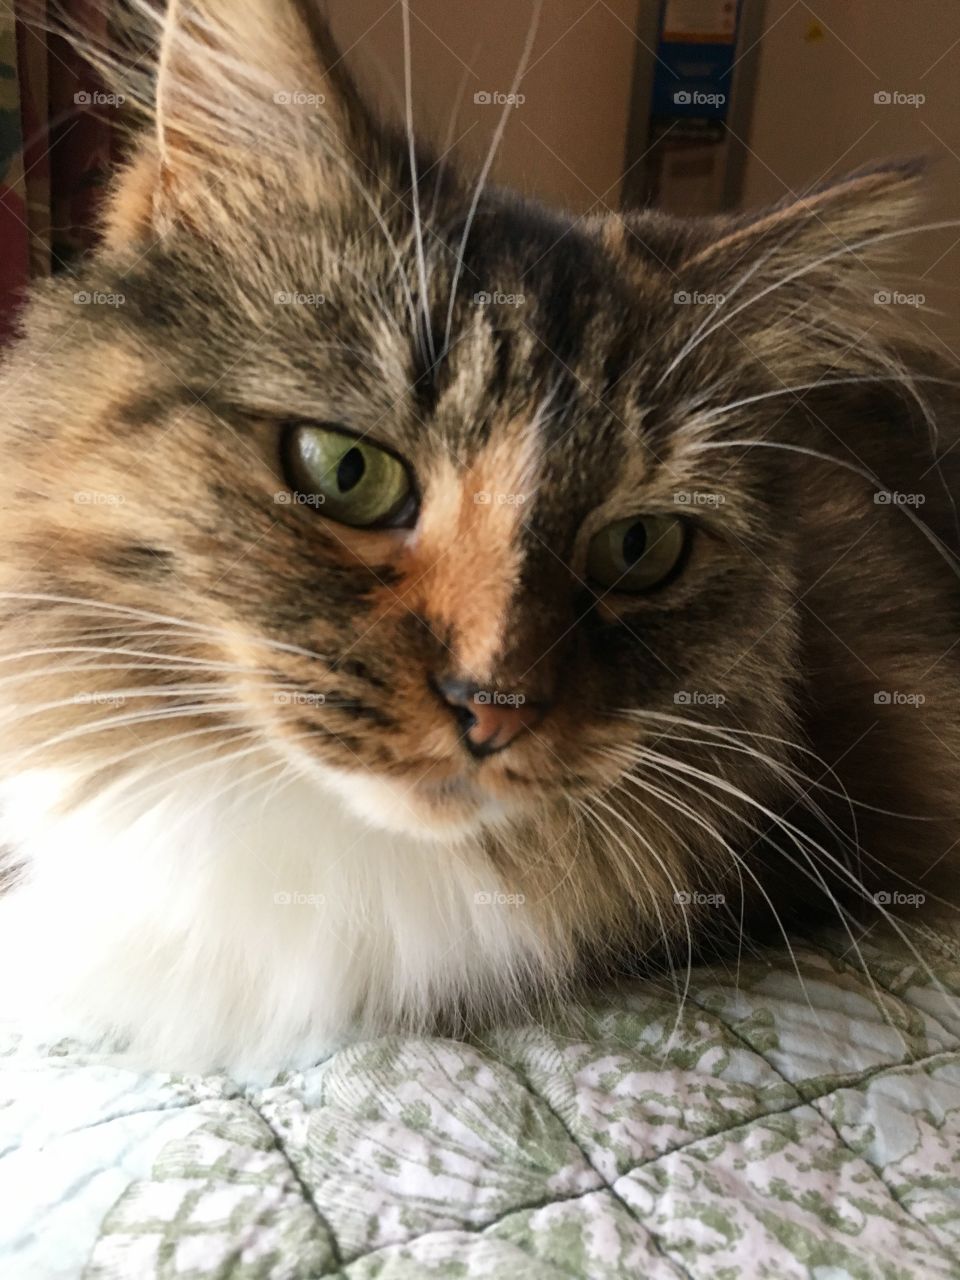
[433,677,546,757]
[466,697,544,754]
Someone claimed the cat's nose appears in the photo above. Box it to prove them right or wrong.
[431,676,546,758]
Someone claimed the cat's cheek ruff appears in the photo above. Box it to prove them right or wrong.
[0,765,556,1074]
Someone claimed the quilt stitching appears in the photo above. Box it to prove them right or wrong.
[8,928,960,1279]
[807,1086,959,1264]
[488,1051,699,1280]
[810,937,960,1045]
[682,991,960,1268]
[308,1048,960,1277]
[238,1091,344,1272]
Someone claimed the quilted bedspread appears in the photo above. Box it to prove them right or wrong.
[3,924,960,1279]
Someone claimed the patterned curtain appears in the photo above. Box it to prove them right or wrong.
[0,2,115,342]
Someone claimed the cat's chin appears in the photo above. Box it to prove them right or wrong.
[315,764,513,842]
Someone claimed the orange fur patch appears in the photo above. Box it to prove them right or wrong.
[398,420,540,683]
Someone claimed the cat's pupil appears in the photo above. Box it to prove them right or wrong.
[622,521,647,564]
[337,448,365,492]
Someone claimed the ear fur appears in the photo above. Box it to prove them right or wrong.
[100,0,377,244]
[685,160,926,277]
[671,160,932,382]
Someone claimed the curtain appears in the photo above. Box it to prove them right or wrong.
[0,2,115,342]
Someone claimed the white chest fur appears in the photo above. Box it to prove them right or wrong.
[0,764,545,1072]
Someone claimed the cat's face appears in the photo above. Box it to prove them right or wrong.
[0,0,944,915]
[1,125,805,846]
[58,191,803,841]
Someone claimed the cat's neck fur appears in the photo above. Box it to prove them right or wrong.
[0,764,549,1073]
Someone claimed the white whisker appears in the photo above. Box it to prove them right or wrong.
[657,216,960,390]
[582,792,693,1058]
[401,0,436,368]
[0,591,334,665]
[442,0,542,354]
[691,438,960,579]
[607,739,951,1019]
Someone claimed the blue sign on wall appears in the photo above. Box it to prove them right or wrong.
[650,0,742,122]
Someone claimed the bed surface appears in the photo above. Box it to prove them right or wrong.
[3,924,960,1279]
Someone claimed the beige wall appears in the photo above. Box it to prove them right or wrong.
[325,2,959,346]
[742,0,960,350]
[325,0,641,214]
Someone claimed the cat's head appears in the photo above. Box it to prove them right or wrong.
[1,0,951,938]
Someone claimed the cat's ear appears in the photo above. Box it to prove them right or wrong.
[102,0,376,246]
[683,161,925,279]
[671,161,928,375]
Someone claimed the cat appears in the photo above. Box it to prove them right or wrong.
[0,0,958,1073]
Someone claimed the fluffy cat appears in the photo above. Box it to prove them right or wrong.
[0,0,958,1072]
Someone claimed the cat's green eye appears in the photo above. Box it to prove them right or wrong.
[282,425,416,528]
[586,515,687,593]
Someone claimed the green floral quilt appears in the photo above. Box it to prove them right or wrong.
[3,924,960,1279]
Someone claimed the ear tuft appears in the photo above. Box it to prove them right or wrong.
[683,158,929,276]
[665,159,938,385]
[99,0,376,243]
